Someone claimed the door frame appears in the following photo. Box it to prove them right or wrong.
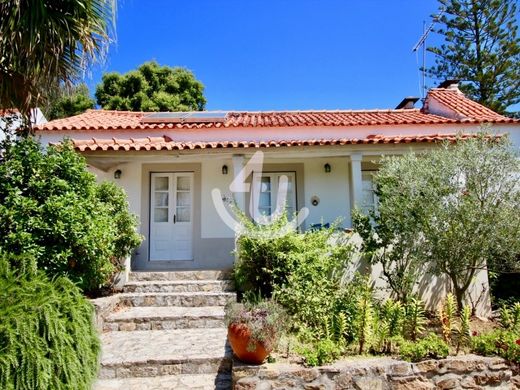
[139,164,202,267]
[149,172,194,261]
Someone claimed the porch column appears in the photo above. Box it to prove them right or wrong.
[232,154,246,212]
[350,153,363,209]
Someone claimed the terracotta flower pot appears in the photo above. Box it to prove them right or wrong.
[227,323,271,365]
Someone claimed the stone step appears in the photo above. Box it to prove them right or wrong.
[123,279,234,294]
[118,291,236,307]
[103,306,226,332]
[99,328,232,379]
[129,270,232,282]
[95,373,232,390]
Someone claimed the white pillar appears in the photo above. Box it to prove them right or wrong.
[232,154,246,212]
[350,153,363,210]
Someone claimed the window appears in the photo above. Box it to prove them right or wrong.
[361,171,377,214]
[251,172,296,221]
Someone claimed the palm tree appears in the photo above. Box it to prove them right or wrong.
[0,0,116,122]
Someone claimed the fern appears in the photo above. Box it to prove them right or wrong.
[334,312,348,342]
[499,304,513,330]
[456,305,472,352]
[355,289,374,354]
[439,293,457,343]
[404,297,426,341]
[0,271,100,390]
[512,303,520,332]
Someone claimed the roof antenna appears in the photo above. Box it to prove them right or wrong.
[412,7,445,99]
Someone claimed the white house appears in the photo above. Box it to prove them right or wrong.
[35,82,520,314]
[0,108,47,141]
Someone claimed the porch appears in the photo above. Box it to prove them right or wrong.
[83,146,419,271]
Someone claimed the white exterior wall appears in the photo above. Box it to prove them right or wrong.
[35,120,520,317]
[201,158,234,239]
[303,157,350,228]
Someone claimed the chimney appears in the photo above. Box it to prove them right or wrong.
[438,79,460,90]
[395,96,420,110]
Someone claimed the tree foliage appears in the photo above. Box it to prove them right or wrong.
[427,0,520,113]
[353,206,425,304]
[371,134,520,310]
[0,137,141,292]
[95,61,206,111]
[0,0,115,118]
[0,264,100,390]
[44,83,95,120]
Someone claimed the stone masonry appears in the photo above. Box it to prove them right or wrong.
[233,355,520,390]
[93,270,236,390]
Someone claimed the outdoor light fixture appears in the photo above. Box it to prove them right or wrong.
[222,165,228,175]
[324,163,331,173]
[114,169,122,179]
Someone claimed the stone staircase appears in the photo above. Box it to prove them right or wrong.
[94,270,235,390]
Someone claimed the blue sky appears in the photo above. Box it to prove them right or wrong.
[86,0,445,111]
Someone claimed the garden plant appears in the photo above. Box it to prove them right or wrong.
[0,136,142,293]
[233,134,520,367]
[0,134,142,388]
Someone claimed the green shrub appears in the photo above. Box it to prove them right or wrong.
[298,339,343,367]
[499,302,520,332]
[0,137,141,292]
[235,212,355,337]
[472,329,520,363]
[399,333,449,362]
[0,269,100,389]
[96,182,142,262]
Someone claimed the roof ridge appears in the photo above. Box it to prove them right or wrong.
[81,108,424,115]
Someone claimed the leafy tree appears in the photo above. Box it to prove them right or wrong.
[44,83,95,120]
[373,134,520,310]
[95,61,206,111]
[0,0,115,120]
[427,0,520,113]
[0,137,141,292]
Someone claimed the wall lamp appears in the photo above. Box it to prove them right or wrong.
[222,165,228,175]
[114,169,122,179]
[324,163,331,173]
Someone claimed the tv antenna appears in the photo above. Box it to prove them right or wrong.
[412,7,445,98]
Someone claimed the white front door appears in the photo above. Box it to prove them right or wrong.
[150,172,193,261]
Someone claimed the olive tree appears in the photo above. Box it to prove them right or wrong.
[367,134,520,310]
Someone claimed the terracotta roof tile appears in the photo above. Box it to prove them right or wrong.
[35,88,518,133]
[66,133,490,152]
[427,89,510,121]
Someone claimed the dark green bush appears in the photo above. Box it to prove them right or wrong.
[0,268,100,389]
[0,137,141,292]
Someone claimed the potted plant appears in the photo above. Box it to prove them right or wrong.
[225,300,286,364]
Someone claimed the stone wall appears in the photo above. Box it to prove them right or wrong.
[91,295,120,332]
[233,355,519,389]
